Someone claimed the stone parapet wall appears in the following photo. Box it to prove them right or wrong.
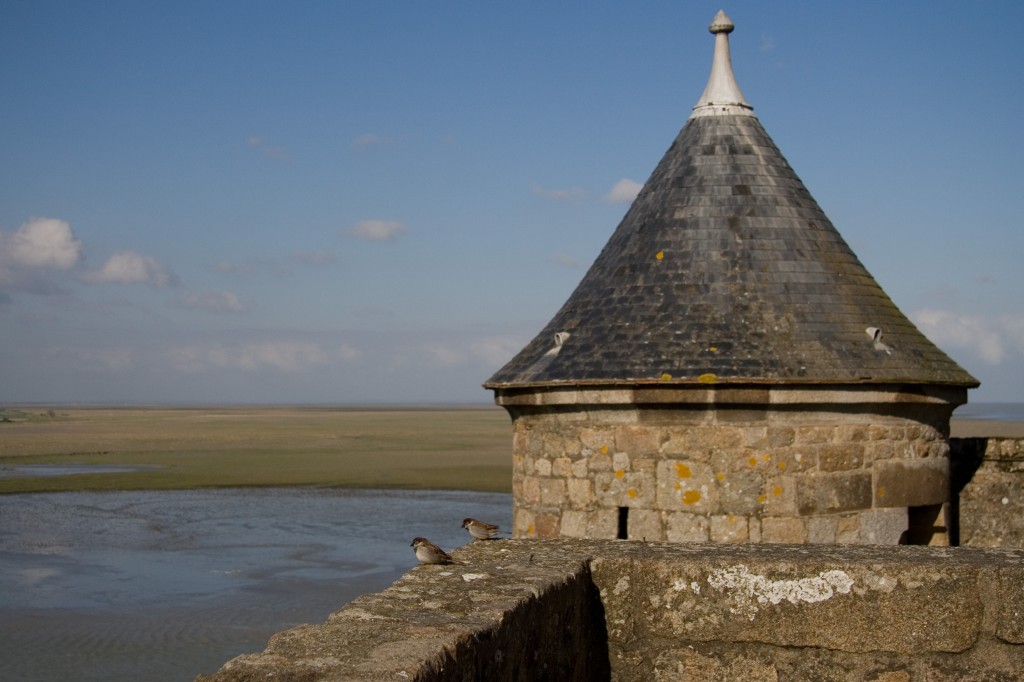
[198,539,1024,682]
[508,397,954,545]
[951,436,1024,548]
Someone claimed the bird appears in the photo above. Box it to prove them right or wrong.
[866,327,893,355]
[462,517,507,541]
[410,537,463,565]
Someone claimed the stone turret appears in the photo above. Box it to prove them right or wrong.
[485,11,977,545]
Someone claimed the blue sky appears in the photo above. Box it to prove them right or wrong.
[1,1,1022,405]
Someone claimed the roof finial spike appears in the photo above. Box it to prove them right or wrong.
[691,9,754,119]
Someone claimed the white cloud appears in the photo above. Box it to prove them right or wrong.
[83,251,176,288]
[913,309,1005,364]
[166,341,363,373]
[347,220,406,241]
[532,184,587,203]
[44,345,138,372]
[246,134,290,162]
[417,335,525,369]
[604,178,643,204]
[179,290,248,314]
[469,336,524,367]
[551,254,580,268]
[0,217,82,270]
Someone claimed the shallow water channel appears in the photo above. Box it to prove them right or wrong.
[0,487,512,681]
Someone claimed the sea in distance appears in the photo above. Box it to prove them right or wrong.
[952,401,1024,422]
[0,487,512,682]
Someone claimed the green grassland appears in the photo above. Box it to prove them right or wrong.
[0,406,513,494]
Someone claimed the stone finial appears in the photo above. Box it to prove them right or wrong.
[691,10,754,118]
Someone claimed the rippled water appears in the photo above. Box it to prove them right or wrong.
[0,488,512,681]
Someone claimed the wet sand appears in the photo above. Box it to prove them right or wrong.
[950,419,1024,439]
[0,487,512,682]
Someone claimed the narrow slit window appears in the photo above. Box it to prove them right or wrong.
[617,507,629,540]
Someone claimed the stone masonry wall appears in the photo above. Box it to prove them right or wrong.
[510,404,952,546]
[951,436,1024,548]
[198,539,1024,682]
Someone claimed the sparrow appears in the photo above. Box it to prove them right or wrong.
[410,537,463,565]
[462,517,507,541]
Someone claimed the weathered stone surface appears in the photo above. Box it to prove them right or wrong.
[951,437,1024,548]
[873,456,949,508]
[198,540,1024,682]
[506,402,968,547]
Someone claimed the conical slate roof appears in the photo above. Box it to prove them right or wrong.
[486,11,977,390]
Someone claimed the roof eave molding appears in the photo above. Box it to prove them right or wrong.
[691,9,754,118]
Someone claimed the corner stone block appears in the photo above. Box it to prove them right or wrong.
[859,508,908,545]
[666,512,710,542]
[710,514,749,543]
[761,516,808,544]
[539,478,567,506]
[627,509,666,541]
[614,425,662,456]
[873,456,949,508]
[797,471,872,515]
[534,512,561,538]
[567,478,594,508]
[657,459,720,513]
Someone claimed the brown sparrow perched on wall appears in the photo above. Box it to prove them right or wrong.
[410,537,463,565]
[462,517,507,540]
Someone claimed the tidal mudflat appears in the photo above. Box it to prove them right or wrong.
[0,487,512,682]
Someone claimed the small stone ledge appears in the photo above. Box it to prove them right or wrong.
[197,540,1024,682]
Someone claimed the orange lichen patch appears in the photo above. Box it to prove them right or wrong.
[716,472,726,481]
[698,373,717,384]
[877,486,887,499]
[674,482,682,491]
[708,346,718,353]
[527,524,535,536]
[682,489,702,505]
[600,445,609,454]
[615,469,625,479]
[627,487,638,499]
[763,454,771,462]
[660,373,672,381]
[655,250,665,260]
[748,456,758,467]
[778,461,787,470]
[773,485,783,496]
[676,463,692,478]
[757,495,767,504]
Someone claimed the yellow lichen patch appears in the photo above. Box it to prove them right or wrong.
[778,461,787,470]
[615,469,625,479]
[773,485,783,496]
[698,373,717,384]
[877,486,886,499]
[763,454,771,462]
[682,489,702,505]
[660,373,672,381]
[716,472,726,481]
[757,495,767,504]
[748,456,758,467]
[600,444,609,454]
[527,524,535,536]
[708,346,718,353]
[674,482,681,491]
[655,250,665,260]
[676,463,692,479]
[628,487,638,499]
